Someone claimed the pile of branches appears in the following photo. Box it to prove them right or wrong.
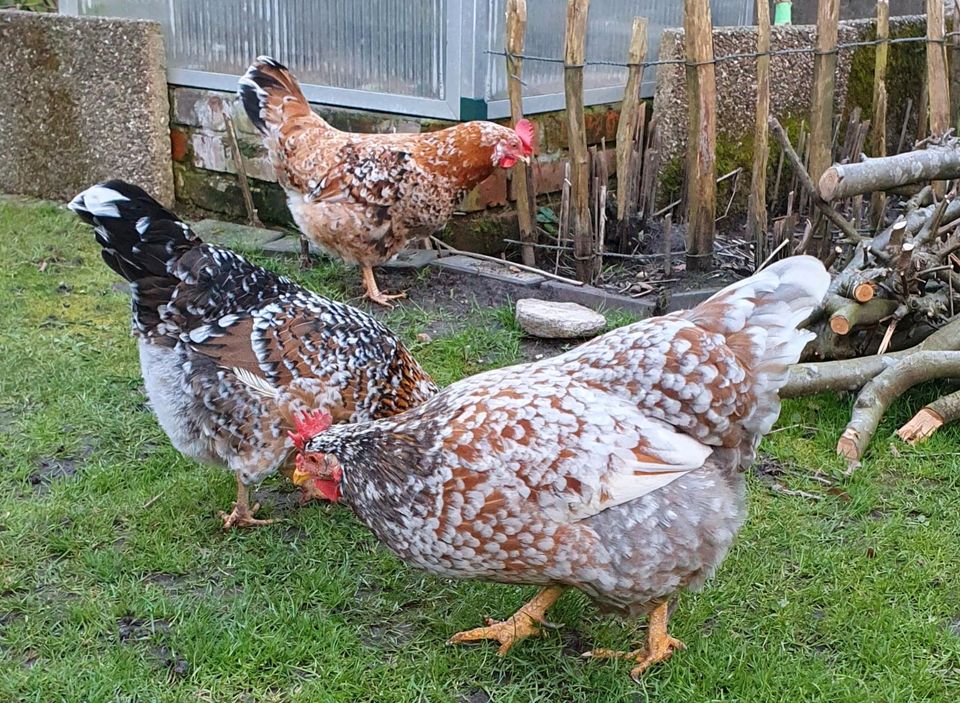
[770,120,960,467]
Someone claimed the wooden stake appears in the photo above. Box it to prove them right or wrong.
[683,0,717,272]
[564,0,596,283]
[928,0,951,141]
[929,0,951,198]
[748,0,772,270]
[951,0,960,129]
[808,0,840,260]
[223,112,263,229]
[506,0,537,267]
[615,17,648,225]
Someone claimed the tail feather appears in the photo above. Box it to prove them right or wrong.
[684,255,830,437]
[69,180,201,334]
[238,56,322,137]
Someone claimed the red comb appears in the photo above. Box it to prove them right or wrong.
[288,409,333,450]
[515,119,534,155]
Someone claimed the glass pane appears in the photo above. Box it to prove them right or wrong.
[482,0,754,101]
[75,0,447,100]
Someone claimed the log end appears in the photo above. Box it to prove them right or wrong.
[836,428,863,468]
[896,407,945,445]
[818,167,841,202]
[853,282,876,303]
[830,315,852,335]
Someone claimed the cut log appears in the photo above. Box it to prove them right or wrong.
[837,351,960,465]
[818,144,960,201]
[829,298,898,335]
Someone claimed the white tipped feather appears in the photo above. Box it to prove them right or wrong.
[230,366,279,400]
[68,185,129,219]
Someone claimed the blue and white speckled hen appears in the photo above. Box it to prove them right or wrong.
[69,181,437,529]
[290,256,829,678]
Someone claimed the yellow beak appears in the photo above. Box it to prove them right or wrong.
[291,465,311,487]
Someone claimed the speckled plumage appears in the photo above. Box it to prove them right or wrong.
[238,57,531,269]
[69,181,437,513]
[300,257,829,618]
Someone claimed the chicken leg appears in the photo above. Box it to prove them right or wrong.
[448,586,565,656]
[582,600,685,680]
[361,265,406,307]
[218,476,275,529]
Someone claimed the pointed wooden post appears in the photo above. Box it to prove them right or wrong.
[928,0,951,139]
[683,0,717,272]
[506,0,537,267]
[809,0,840,260]
[870,0,889,229]
[564,0,597,283]
[748,0,771,270]
[615,18,648,229]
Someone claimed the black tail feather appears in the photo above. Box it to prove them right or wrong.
[68,180,199,284]
[69,181,201,335]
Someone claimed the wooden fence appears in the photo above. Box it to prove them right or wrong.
[501,0,957,284]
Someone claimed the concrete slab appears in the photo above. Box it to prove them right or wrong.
[0,11,173,204]
[191,220,285,249]
[431,254,545,287]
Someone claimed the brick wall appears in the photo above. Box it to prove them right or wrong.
[170,86,620,233]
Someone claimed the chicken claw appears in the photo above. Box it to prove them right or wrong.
[582,600,684,680]
[218,479,275,529]
[218,502,276,529]
[448,586,564,656]
[361,266,406,308]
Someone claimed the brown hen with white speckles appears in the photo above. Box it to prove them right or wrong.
[69,181,437,529]
[238,56,534,306]
[292,257,830,678]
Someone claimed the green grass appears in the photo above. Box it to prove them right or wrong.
[0,197,959,702]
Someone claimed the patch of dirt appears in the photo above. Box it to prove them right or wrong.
[28,439,97,493]
[141,573,187,593]
[947,618,960,638]
[751,454,787,479]
[151,644,191,680]
[457,689,491,703]
[561,627,590,658]
[117,614,171,644]
[357,620,419,650]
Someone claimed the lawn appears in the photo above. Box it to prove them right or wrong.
[0,196,959,702]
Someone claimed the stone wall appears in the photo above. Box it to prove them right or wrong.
[653,15,926,208]
[0,11,173,205]
[171,86,619,249]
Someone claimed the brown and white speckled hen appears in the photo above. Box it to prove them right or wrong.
[238,56,533,306]
[69,181,437,529]
[289,256,829,678]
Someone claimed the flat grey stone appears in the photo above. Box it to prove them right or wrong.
[191,220,285,249]
[432,254,544,286]
[384,249,438,269]
[539,280,654,315]
[515,298,606,339]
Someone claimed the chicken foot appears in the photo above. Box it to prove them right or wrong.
[448,586,565,656]
[218,476,275,529]
[582,600,685,680]
[362,266,406,308]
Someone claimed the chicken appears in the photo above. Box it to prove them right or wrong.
[68,181,437,529]
[238,56,534,306]
[288,256,829,678]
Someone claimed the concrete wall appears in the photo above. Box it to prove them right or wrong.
[0,11,173,205]
[652,15,927,207]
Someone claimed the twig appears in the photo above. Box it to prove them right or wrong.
[430,236,584,286]
[142,493,164,510]
[223,113,263,228]
[768,116,863,244]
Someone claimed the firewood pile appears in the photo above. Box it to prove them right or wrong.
[772,125,960,468]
